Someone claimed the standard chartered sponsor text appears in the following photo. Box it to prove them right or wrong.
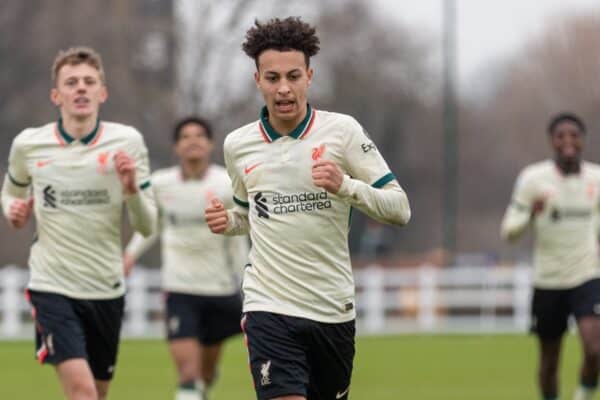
[59,189,111,206]
[271,191,332,214]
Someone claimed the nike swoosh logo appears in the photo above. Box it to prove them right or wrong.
[336,386,350,399]
[244,162,262,175]
[36,160,52,168]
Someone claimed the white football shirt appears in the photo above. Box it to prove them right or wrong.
[224,105,408,323]
[125,165,248,295]
[502,160,600,288]
[2,119,156,299]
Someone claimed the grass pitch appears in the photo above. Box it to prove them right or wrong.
[0,334,584,399]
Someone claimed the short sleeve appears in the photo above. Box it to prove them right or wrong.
[342,117,396,188]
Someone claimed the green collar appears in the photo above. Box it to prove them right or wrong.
[58,118,101,145]
[259,104,315,142]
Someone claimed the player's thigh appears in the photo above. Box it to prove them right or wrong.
[572,279,600,351]
[165,292,200,340]
[169,338,201,377]
[201,293,243,345]
[571,278,600,321]
[79,296,125,381]
[27,290,87,365]
[55,358,97,399]
[243,312,310,400]
[531,287,570,340]
[306,319,355,400]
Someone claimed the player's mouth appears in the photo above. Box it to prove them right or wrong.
[74,97,90,108]
[274,99,295,113]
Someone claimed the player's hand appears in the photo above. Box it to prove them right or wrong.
[123,253,135,277]
[205,198,228,234]
[114,151,137,195]
[312,160,344,194]
[7,197,34,229]
[531,198,545,218]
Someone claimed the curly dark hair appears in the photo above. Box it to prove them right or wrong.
[242,17,320,68]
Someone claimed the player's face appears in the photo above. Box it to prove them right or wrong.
[51,63,107,120]
[550,121,583,162]
[174,123,213,162]
[255,49,313,129]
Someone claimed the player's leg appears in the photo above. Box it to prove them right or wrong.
[199,343,221,387]
[531,287,570,400]
[305,319,355,400]
[243,312,310,400]
[199,293,243,390]
[571,279,600,400]
[166,292,204,399]
[55,359,98,400]
[538,338,563,399]
[27,290,98,400]
[79,296,125,400]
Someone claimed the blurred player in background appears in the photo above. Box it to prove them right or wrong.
[205,17,410,400]
[1,46,156,400]
[502,112,600,400]
[124,117,248,400]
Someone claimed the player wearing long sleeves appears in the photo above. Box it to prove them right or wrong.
[205,17,410,400]
[501,113,600,400]
[1,47,156,400]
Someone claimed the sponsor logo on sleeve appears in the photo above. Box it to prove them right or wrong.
[361,142,377,153]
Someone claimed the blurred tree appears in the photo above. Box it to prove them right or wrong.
[177,0,442,257]
[0,0,176,266]
[460,13,600,260]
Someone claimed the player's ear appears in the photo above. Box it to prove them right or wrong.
[254,70,260,88]
[99,86,108,104]
[307,67,314,86]
[50,88,61,107]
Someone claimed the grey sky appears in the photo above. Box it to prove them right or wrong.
[376,0,600,85]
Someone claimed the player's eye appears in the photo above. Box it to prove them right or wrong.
[265,75,278,82]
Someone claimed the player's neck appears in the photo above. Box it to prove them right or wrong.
[269,106,308,136]
[181,159,209,180]
[60,114,99,139]
[554,157,581,175]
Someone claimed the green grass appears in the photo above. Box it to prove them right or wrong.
[0,334,586,399]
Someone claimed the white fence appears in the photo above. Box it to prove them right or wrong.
[0,265,533,339]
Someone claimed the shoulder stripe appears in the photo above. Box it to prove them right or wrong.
[233,196,249,208]
[371,172,396,188]
[139,181,151,190]
[511,201,529,212]
[8,172,30,187]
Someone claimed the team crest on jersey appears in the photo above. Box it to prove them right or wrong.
[312,144,326,161]
[587,183,598,200]
[97,151,110,174]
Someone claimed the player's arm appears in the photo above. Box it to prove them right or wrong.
[123,187,163,276]
[500,170,539,242]
[1,136,33,229]
[314,118,410,226]
[116,132,158,237]
[206,136,250,236]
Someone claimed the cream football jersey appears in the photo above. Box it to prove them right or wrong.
[125,165,248,295]
[224,105,406,323]
[501,160,600,288]
[2,119,156,299]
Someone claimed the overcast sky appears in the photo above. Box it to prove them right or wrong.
[375,0,600,85]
